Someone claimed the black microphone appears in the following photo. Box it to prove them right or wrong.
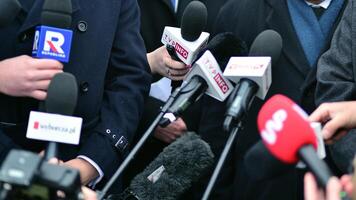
[162,1,209,65]
[244,141,295,181]
[0,0,21,28]
[32,0,73,63]
[180,1,207,42]
[41,0,72,28]
[223,30,283,132]
[159,33,247,127]
[106,132,214,200]
[43,72,78,161]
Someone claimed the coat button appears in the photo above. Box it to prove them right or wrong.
[80,81,89,93]
[19,33,29,42]
[77,21,88,32]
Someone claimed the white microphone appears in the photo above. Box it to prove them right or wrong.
[223,30,282,131]
[161,1,210,66]
[160,50,233,126]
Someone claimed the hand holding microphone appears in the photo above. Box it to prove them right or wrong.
[147,46,189,81]
[304,173,353,200]
[257,94,332,187]
[0,55,63,100]
[309,101,356,143]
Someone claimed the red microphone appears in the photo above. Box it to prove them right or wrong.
[257,94,332,187]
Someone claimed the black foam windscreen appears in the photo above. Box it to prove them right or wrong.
[201,32,248,68]
[0,0,21,28]
[41,0,72,28]
[244,141,295,181]
[45,72,78,116]
[248,29,283,63]
[180,1,207,42]
[129,132,214,200]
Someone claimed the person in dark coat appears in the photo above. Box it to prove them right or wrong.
[195,0,348,199]
[315,0,356,175]
[0,0,151,188]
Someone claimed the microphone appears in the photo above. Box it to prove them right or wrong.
[106,132,214,200]
[0,0,21,28]
[257,94,332,187]
[161,1,210,66]
[42,72,78,160]
[32,0,73,63]
[223,30,283,131]
[159,33,247,126]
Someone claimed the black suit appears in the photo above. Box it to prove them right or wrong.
[195,0,347,199]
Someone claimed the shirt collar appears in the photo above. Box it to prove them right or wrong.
[305,0,332,9]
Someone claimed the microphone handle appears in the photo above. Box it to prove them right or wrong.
[98,88,182,199]
[202,124,241,200]
[44,142,58,161]
[166,44,184,89]
[298,144,333,188]
[224,79,258,132]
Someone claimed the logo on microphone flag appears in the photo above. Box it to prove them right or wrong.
[32,26,73,63]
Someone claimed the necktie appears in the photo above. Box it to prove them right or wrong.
[312,6,325,19]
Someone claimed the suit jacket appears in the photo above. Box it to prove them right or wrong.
[195,0,347,199]
[315,0,356,173]
[0,0,151,185]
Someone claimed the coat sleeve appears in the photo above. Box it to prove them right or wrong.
[315,0,356,173]
[315,0,355,105]
[78,0,151,178]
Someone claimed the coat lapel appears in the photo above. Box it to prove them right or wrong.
[265,0,311,77]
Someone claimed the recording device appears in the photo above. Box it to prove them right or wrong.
[223,30,283,131]
[159,33,247,127]
[257,94,333,187]
[0,0,21,28]
[32,0,73,62]
[105,132,214,200]
[161,1,209,66]
[0,150,82,200]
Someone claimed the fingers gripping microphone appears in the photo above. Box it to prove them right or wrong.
[257,94,332,187]
[161,1,209,66]
[32,0,73,63]
[107,132,214,200]
[223,30,283,131]
[0,0,21,28]
[43,72,78,161]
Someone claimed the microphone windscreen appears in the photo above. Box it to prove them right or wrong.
[257,94,317,163]
[45,72,78,116]
[249,30,283,63]
[180,1,207,42]
[41,0,72,28]
[244,140,295,181]
[0,0,21,28]
[129,132,214,200]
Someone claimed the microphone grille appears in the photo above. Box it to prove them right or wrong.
[45,72,78,116]
[180,1,207,42]
[0,0,21,28]
[41,0,72,28]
